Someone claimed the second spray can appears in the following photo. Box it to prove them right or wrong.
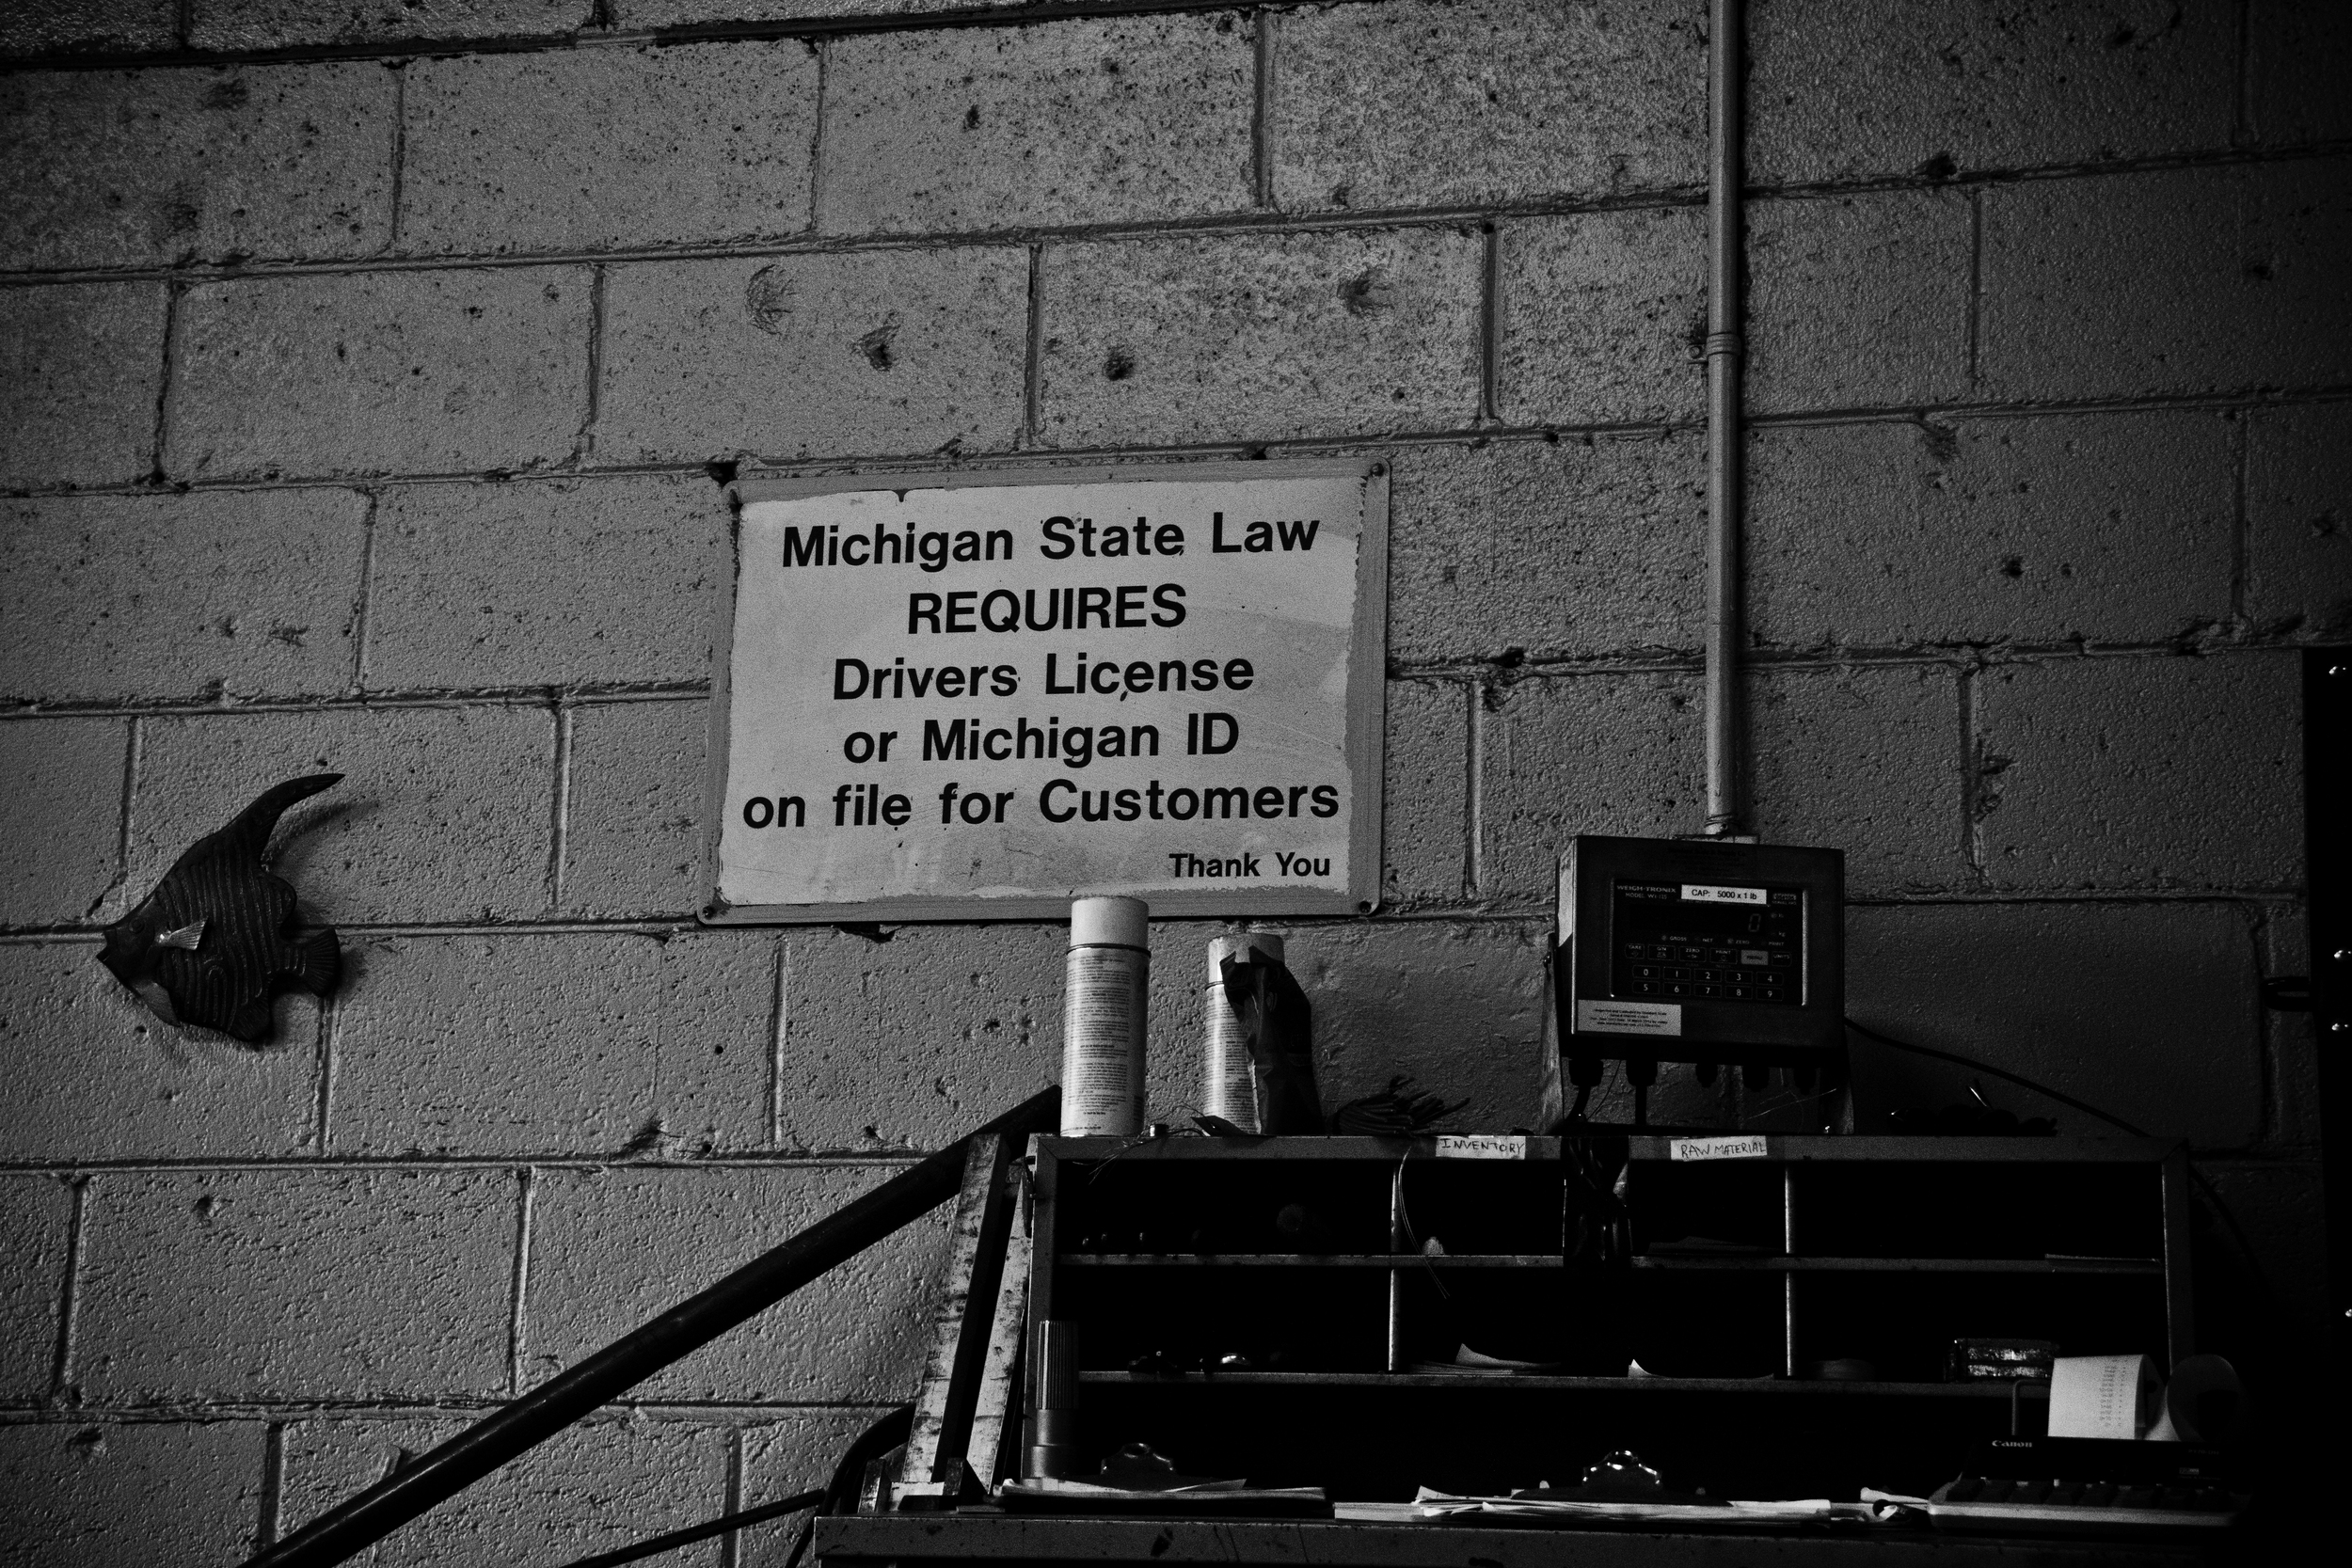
[1203,932,1284,1132]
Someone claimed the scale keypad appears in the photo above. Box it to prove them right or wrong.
[1610,880,1803,1006]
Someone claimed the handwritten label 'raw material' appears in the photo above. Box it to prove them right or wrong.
[1669,1133,1771,1163]
[1435,1134,1526,1161]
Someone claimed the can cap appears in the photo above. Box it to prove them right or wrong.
[1070,895,1149,948]
[1206,932,1284,980]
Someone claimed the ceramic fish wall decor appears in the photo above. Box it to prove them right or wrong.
[98,774,344,1044]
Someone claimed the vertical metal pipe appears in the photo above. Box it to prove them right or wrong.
[1387,1164,1406,1371]
[1782,1164,1797,1377]
[1704,0,1745,837]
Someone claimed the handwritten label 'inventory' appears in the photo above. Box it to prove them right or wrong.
[1435,1134,1526,1161]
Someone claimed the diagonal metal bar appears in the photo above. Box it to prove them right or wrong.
[241,1085,1060,1568]
[553,1487,824,1568]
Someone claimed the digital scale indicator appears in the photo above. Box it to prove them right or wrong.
[1610,879,1804,1006]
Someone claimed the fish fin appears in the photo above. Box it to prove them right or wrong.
[156,920,206,951]
[130,979,181,1025]
[214,773,344,863]
[227,995,276,1044]
[296,927,341,995]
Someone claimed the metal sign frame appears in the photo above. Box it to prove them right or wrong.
[699,459,1389,924]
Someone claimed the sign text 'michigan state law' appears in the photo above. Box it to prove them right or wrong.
[706,464,1388,921]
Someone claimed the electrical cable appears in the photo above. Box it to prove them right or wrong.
[1841,1017,2282,1315]
[1842,1018,2149,1137]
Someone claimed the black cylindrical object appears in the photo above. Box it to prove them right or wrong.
[1024,1320,1083,1479]
[243,1085,1060,1568]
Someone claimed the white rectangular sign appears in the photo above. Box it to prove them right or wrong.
[1680,882,1766,905]
[1574,999,1682,1037]
[705,462,1388,922]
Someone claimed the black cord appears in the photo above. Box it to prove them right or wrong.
[1842,1017,2150,1136]
[1841,1016,2282,1315]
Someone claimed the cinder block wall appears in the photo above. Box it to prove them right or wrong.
[1,1,2343,1561]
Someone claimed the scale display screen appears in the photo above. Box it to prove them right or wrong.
[1610,879,1803,1006]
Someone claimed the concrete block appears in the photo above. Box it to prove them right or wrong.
[2250,0,2352,145]
[189,0,589,51]
[1748,413,2235,649]
[1479,671,1704,905]
[279,1416,728,1568]
[1495,208,1703,428]
[0,1176,71,1398]
[0,488,367,705]
[621,0,1020,21]
[1387,433,1704,663]
[772,922,1064,1152]
[1138,915,1209,1138]
[1380,679,1469,911]
[0,1421,264,1568]
[401,42,817,257]
[1845,900,2261,1149]
[0,282,166,490]
[1973,654,2301,891]
[168,267,592,482]
[1749,0,2235,183]
[1747,191,1971,414]
[364,473,725,692]
[563,698,709,919]
[130,705,555,926]
[821,14,1252,234]
[1979,162,2352,402]
[0,2,176,57]
[328,930,771,1156]
[0,720,127,927]
[739,1412,890,1567]
[523,1164,950,1402]
[2247,403,2352,640]
[598,250,1027,464]
[1272,0,1705,212]
[76,1167,513,1400]
[1746,662,1967,897]
[1039,229,1483,448]
[0,942,320,1161]
[1282,918,1551,1127]
[0,63,395,271]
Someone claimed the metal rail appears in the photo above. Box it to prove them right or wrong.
[242,1085,1060,1568]
[1703,0,1746,837]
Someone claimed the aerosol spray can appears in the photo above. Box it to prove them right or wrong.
[1203,932,1283,1132]
[1060,895,1149,1136]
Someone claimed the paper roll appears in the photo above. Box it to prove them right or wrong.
[2048,1354,2162,1440]
[2146,1354,2244,1444]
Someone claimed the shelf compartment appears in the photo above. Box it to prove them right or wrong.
[1079,1370,2053,1397]
[1060,1252,2162,1275]
[1631,1255,2163,1275]
[1060,1253,1563,1268]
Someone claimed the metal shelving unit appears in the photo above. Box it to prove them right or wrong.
[1023,1132,2188,1499]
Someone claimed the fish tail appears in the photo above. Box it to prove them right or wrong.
[219,773,344,861]
[297,927,341,995]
